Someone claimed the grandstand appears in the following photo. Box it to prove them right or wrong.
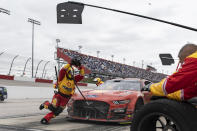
[57,47,166,82]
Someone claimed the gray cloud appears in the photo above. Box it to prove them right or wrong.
[1,0,197,75]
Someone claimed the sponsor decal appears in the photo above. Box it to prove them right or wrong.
[67,82,71,87]
[63,86,72,92]
[86,95,98,98]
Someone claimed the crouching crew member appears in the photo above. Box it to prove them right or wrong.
[39,57,84,124]
[94,77,104,86]
[143,43,197,101]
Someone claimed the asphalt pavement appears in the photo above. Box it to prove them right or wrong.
[0,79,130,131]
[0,99,130,131]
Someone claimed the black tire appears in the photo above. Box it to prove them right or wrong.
[134,98,144,114]
[131,99,197,131]
[0,99,4,101]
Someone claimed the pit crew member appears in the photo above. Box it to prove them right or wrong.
[143,43,197,101]
[39,57,84,124]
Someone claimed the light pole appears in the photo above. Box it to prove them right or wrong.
[56,39,60,72]
[111,55,114,61]
[78,45,82,53]
[28,18,41,78]
[123,58,126,64]
[141,60,144,69]
[96,51,100,58]
[133,61,135,66]
[0,8,10,15]
[56,39,60,48]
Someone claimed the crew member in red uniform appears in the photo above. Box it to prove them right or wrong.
[39,57,84,124]
[143,43,197,101]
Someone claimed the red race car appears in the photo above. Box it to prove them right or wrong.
[67,78,152,123]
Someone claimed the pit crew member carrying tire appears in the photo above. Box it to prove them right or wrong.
[143,43,197,101]
[39,57,84,124]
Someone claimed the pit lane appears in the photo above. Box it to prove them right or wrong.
[0,80,130,131]
[0,99,129,131]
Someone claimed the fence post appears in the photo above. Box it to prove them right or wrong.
[35,60,43,78]
[8,55,19,75]
[22,57,31,76]
[42,61,50,78]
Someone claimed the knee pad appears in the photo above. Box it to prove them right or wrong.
[54,107,63,116]
[48,104,56,112]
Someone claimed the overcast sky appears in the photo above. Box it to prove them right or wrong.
[1,0,197,75]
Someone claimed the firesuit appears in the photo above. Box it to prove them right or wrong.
[149,51,197,101]
[40,62,84,124]
[94,77,104,86]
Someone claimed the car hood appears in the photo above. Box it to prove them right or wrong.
[73,90,139,101]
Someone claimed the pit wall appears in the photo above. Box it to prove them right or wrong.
[0,74,87,86]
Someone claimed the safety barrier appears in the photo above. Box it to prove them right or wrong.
[0,74,88,86]
[35,78,53,83]
[0,74,14,80]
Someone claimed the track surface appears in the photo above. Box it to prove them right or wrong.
[0,79,130,131]
[0,99,130,131]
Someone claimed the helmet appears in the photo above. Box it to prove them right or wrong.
[70,57,81,67]
[93,77,101,83]
[63,64,74,80]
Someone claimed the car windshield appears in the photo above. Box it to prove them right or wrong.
[96,80,141,91]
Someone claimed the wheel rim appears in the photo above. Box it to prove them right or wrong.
[138,113,181,131]
[156,116,178,131]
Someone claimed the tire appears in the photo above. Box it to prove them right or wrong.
[134,98,144,114]
[131,99,197,131]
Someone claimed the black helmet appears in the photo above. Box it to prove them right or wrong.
[70,57,81,67]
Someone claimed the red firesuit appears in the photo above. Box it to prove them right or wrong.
[150,51,197,100]
[40,63,84,123]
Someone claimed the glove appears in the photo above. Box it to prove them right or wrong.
[54,90,58,94]
[141,83,152,91]
[78,65,83,70]
[53,83,58,89]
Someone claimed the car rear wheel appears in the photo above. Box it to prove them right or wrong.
[130,99,197,131]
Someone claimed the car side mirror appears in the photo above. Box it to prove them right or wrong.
[144,80,151,85]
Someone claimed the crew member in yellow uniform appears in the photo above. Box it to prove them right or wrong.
[39,57,84,124]
[142,43,197,101]
[94,77,104,86]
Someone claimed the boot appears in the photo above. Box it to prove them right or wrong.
[41,112,55,124]
[40,118,49,124]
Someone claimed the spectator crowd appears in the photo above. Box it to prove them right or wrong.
[59,48,166,82]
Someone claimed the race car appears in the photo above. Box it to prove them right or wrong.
[67,78,152,122]
[0,86,8,101]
